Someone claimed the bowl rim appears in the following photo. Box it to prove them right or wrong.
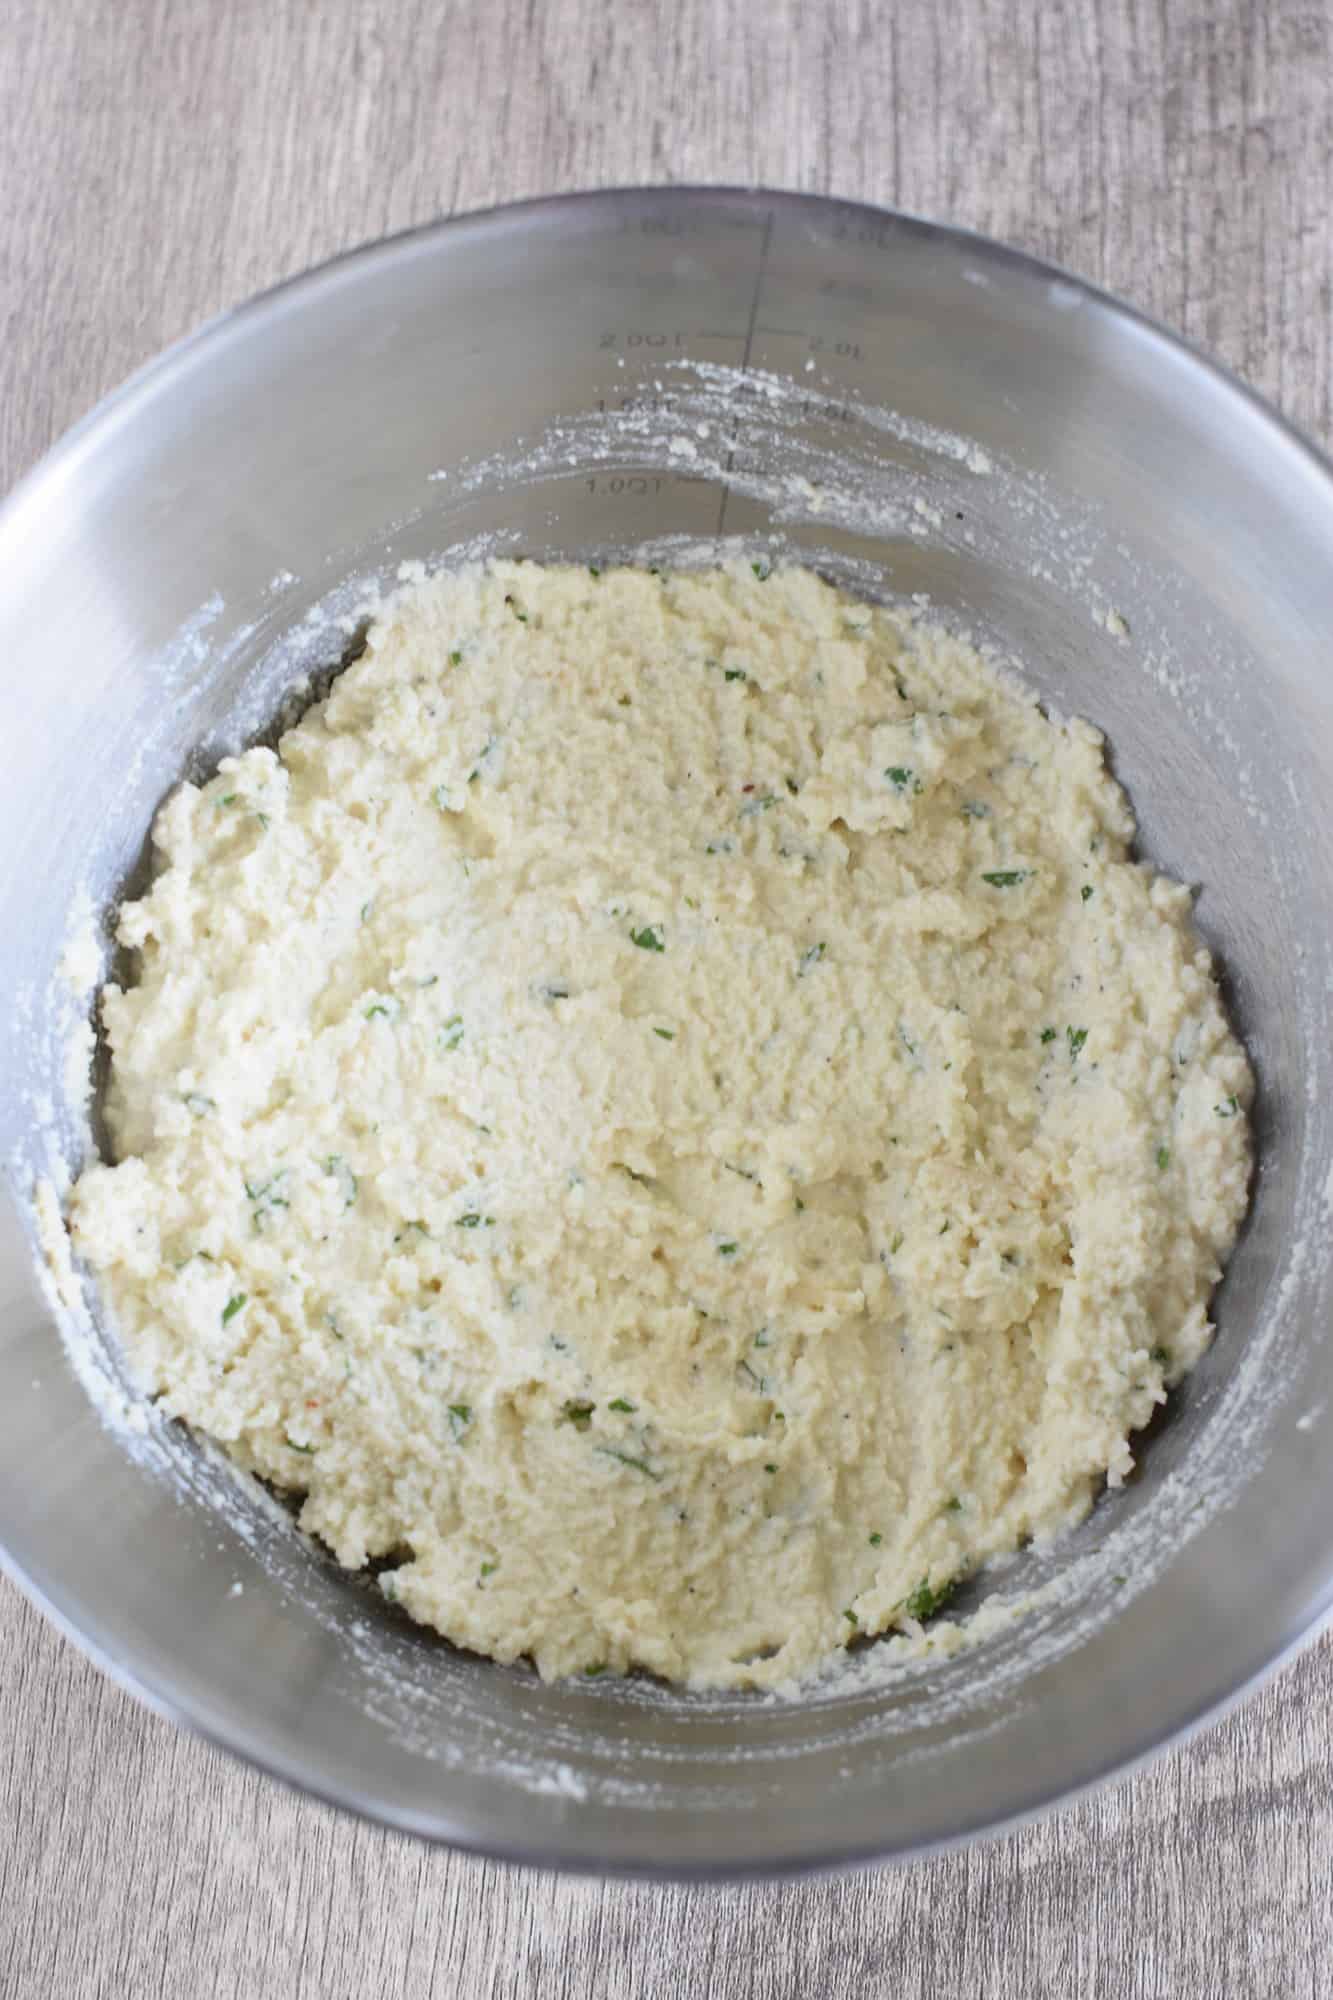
[4,1518,1327,1883]
[4,182,1333,1879]
[7,182,1333,541]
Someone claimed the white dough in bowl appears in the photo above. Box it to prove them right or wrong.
[67,560,1252,1688]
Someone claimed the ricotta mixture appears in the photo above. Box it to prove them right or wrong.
[68,561,1252,1689]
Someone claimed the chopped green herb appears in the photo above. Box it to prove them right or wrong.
[504,593,527,621]
[607,1397,637,1414]
[440,1014,464,1051]
[798,942,826,974]
[764,1462,778,1474]
[449,649,463,666]
[221,1293,246,1326]
[889,1231,904,1255]
[1156,1145,1171,1170]
[588,564,601,578]
[455,1212,495,1229]
[582,1663,608,1678]
[243,1172,290,1229]
[447,1404,472,1439]
[794,1196,806,1213]
[751,558,772,580]
[843,1607,860,1626]
[1215,1095,1240,1118]
[961,799,990,819]
[629,924,665,952]
[479,1560,498,1580]
[981,869,1029,888]
[1081,884,1094,903]
[945,1496,963,1513]
[1067,1026,1088,1060]
[562,1399,596,1431]
[286,1436,315,1455]
[717,1241,739,1258]
[739,793,777,817]
[595,1446,662,1481]
[724,667,748,683]
[653,1027,675,1041]
[786,776,800,796]
[540,982,570,1004]
[183,1091,216,1116]
[1151,1345,1171,1367]
[904,1575,957,1621]
[1040,1027,1057,1044]
[884,765,922,795]
[364,1003,390,1020]
[868,1531,883,1547]
[323,1155,358,1208]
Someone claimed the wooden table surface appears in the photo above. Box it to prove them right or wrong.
[4,2,1331,1993]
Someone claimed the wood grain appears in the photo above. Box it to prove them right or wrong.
[3,1,1331,1993]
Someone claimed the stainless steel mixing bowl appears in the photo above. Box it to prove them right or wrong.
[2,189,1332,1876]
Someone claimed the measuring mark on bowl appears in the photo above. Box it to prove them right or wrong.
[716,210,775,539]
